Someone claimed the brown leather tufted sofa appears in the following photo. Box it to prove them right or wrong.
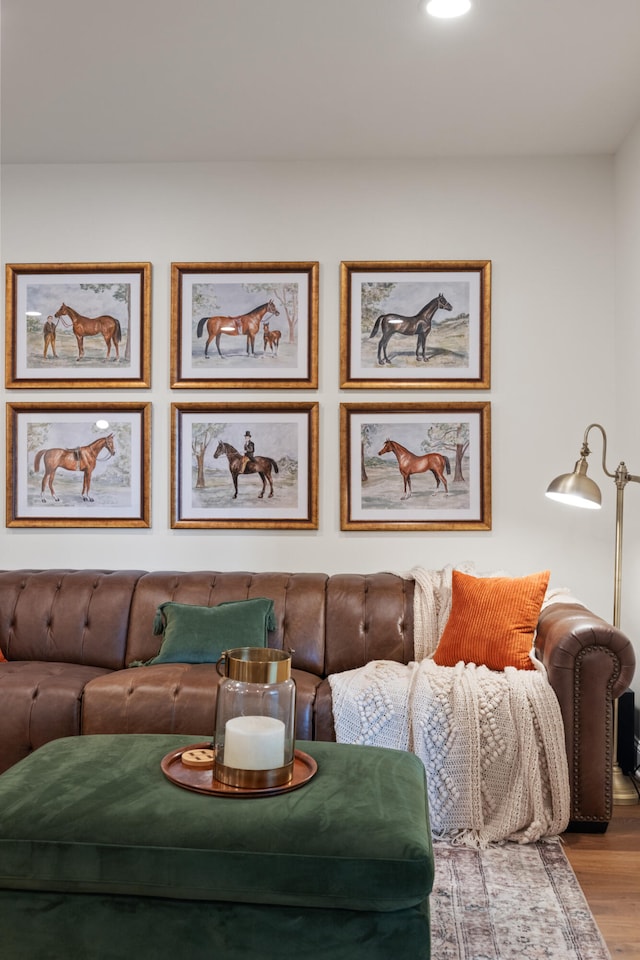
[0,569,635,830]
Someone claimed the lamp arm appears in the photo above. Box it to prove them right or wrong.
[582,423,615,478]
[582,423,640,488]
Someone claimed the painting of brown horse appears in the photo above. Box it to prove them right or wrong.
[213,440,279,499]
[54,303,122,361]
[369,293,452,365]
[197,300,279,359]
[379,438,450,500]
[34,434,116,502]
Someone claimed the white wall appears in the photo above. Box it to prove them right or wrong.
[1,158,619,621]
[615,118,640,700]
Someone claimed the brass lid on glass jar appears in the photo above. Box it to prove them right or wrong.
[216,646,291,683]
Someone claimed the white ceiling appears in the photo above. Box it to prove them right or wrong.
[3,0,640,164]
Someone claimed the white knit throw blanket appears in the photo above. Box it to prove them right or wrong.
[329,566,571,846]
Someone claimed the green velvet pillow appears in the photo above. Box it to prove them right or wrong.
[131,598,275,666]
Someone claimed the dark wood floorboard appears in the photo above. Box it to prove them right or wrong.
[563,793,640,958]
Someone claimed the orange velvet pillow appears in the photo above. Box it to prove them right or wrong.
[432,569,550,672]
[0,649,6,662]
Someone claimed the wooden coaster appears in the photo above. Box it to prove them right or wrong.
[181,748,215,770]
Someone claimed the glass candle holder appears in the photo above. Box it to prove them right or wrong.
[213,647,296,789]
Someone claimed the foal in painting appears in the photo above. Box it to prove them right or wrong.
[263,322,281,355]
[379,438,450,500]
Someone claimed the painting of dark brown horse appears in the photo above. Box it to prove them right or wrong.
[379,438,450,500]
[197,300,279,359]
[34,434,116,503]
[54,303,122,360]
[213,440,279,499]
[369,293,452,365]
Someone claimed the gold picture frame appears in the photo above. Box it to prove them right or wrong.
[172,401,319,529]
[340,260,491,389]
[7,402,151,528]
[5,262,152,388]
[340,401,491,531]
[171,262,319,389]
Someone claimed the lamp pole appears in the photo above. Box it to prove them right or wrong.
[610,461,639,804]
[613,461,634,630]
[547,424,638,805]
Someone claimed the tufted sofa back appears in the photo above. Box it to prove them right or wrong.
[0,570,144,670]
[325,573,416,674]
[0,569,413,678]
[125,571,328,675]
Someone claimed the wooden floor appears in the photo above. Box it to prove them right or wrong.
[563,792,640,958]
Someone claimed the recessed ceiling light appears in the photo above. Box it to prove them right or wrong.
[423,0,472,18]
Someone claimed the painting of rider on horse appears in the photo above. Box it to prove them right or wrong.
[183,415,308,517]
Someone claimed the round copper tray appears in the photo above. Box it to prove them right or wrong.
[161,741,318,798]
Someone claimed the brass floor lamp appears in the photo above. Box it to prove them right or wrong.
[546,422,638,805]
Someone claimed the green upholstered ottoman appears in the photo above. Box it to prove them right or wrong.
[0,734,433,960]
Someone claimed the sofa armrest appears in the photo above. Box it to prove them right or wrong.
[535,602,636,826]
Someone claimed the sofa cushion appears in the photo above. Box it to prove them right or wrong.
[0,735,433,913]
[82,664,322,742]
[433,569,550,671]
[133,598,275,666]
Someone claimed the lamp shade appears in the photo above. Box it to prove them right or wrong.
[545,458,602,509]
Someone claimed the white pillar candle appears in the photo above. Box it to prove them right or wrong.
[224,715,285,770]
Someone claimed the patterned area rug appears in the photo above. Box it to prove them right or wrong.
[431,840,611,960]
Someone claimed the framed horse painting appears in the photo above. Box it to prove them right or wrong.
[6,403,151,527]
[170,262,319,389]
[5,263,152,388]
[340,260,491,389]
[340,402,491,531]
[171,402,319,529]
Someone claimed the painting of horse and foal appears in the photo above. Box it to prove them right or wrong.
[189,279,297,367]
[170,263,318,388]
